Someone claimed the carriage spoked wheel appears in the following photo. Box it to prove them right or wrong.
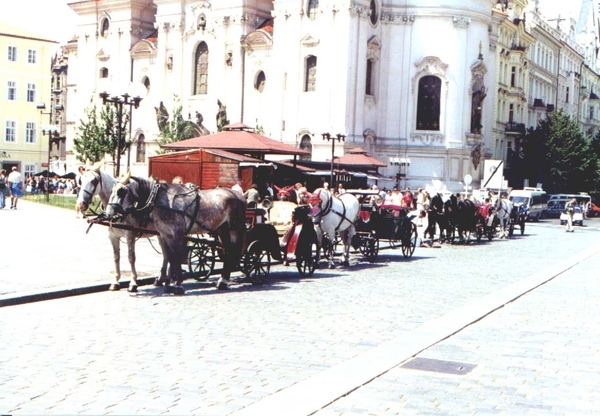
[243,240,271,285]
[187,240,216,280]
[359,232,379,262]
[296,241,318,277]
[401,222,418,258]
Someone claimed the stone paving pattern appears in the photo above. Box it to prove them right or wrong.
[0,200,598,414]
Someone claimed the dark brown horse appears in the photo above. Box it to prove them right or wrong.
[105,173,247,295]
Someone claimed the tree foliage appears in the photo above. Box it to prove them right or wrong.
[520,111,598,193]
[73,104,129,175]
[155,102,200,155]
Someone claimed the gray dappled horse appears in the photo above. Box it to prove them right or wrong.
[105,173,247,295]
[308,188,360,268]
[76,164,168,292]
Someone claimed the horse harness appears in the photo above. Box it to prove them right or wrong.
[310,190,355,233]
[116,180,218,235]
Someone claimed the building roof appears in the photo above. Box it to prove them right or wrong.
[330,147,387,168]
[162,123,310,157]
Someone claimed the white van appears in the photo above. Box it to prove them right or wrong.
[546,193,592,218]
[508,187,548,221]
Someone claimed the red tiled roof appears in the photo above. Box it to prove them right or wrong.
[162,123,310,156]
[330,147,387,168]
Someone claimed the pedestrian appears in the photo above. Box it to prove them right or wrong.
[416,187,424,211]
[232,178,243,194]
[565,197,576,232]
[402,188,414,209]
[336,183,346,195]
[8,166,23,209]
[0,169,7,209]
[243,183,261,207]
[264,182,274,199]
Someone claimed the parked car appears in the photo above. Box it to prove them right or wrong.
[560,206,584,226]
[588,202,600,217]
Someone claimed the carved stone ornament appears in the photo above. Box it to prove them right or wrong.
[97,49,110,62]
[411,56,449,95]
[365,95,376,108]
[301,34,320,48]
[367,36,381,61]
[191,1,212,15]
[381,13,415,24]
[349,5,370,18]
[470,142,483,170]
[410,133,444,145]
[453,16,471,28]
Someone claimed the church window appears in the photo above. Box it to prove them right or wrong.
[416,76,441,131]
[194,42,209,95]
[255,71,266,93]
[369,0,378,25]
[142,76,150,93]
[100,18,109,38]
[136,134,146,163]
[299,134,312,160]
[305,56,317,92]
[100,67,109,78]
[366,59,374,95]
[308,0,319,20]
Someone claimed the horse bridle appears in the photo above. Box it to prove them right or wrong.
[309,190,354,233]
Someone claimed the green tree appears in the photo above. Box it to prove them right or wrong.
[521,111,592,193]
[155,101,200,155]
[73,104,129,175]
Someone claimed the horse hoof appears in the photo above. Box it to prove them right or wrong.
[216,278,229,290]
[128,285,138,293]
[328,263,336,269]
[164,285,175,294]
[342,261,349,267]
[108,283,120,291]
[174,286,185,295]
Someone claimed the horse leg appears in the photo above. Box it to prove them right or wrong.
[216,224,233,290]
[108,232,121,291]
[154,236,168,287]
[341,228,353,267]
[126,234,138,292]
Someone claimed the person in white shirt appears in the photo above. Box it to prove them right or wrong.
[7,167,23,209]
[232,178,243,194]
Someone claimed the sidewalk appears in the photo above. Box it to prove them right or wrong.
[0,199,163,306]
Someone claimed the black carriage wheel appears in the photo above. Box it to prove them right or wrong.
[187,241,216,280]
[362,236,379,262]
[243,241,271,285]
[401,223,417,258]
[296,242,318,277]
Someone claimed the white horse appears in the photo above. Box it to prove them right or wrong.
[494,195,513,238]
[308,188,360,268]
[76,164,167,292]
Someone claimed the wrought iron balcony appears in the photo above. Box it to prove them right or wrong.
[505,122,526,134]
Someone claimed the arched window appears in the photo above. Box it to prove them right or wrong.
[136,134,146,163]
[100,67,109,78]
[142,76,150,93]
[255,71,266,92]
[100,18,109,38]
[299,134,312,160]
[308,0,319,20]
[305,56,317,92]
[416,76,441,131]
[369,0,378,25]
[194,42,209,95]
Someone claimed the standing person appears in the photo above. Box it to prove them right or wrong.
[565,197,576,233]
[264,182,274,199]
[243,183,261,207]
[232,178,243,194]
[402,188,414,209]
[336,183,346,195]
[0,169,7,209]
[8,166,23,209]
[75,166,85,194]
[416,187,425,211]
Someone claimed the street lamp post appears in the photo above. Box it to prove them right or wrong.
[99,92,142,177]
[37,103,64,201]
[321,132,346,190]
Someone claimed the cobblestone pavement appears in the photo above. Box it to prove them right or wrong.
[0,200,599,415]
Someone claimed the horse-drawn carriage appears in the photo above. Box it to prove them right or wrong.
[186,202,318,285]
[352,191,418,261]
[77,166,319,295]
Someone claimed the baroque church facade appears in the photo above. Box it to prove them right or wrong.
[60,0,597,191]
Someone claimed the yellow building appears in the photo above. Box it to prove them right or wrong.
[0,23,58,178]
